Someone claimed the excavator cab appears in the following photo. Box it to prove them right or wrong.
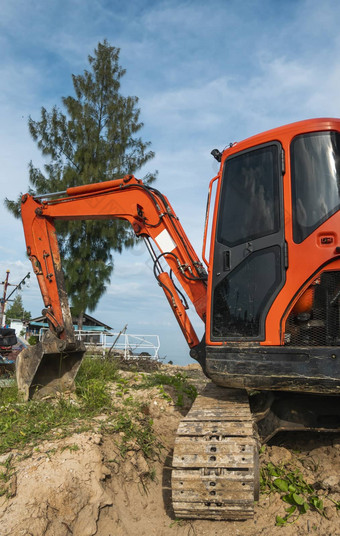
[205,120,340,396]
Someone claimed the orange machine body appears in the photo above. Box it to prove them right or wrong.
[21,118,340,395]
[205,118,340,346]
[203,118,340,392]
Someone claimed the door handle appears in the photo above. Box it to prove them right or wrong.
[223,250,231,271]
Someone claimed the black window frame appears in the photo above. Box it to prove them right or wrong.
[210,140,286,342]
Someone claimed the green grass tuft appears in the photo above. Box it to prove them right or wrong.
[0,356,162,462]
[135,372,197,406]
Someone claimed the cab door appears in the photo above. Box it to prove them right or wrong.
[209,142,286,342]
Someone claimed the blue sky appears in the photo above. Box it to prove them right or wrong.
[1,0,340,364]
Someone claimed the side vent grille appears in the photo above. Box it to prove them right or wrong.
[285,271,340,347]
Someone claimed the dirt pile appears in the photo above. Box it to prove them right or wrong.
[0,365,339,536]
[0,434,112,536]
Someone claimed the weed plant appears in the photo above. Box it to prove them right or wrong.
[101,410,158,459]
[0,454,15,498]
[260,461,340,525]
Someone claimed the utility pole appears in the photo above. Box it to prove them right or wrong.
[0,270,10,327]
[0,271,31,327]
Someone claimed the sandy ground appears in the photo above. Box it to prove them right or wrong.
[0,365,339,536]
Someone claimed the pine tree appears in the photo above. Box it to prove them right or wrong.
[5,295,31,322]
[5,40,156,328]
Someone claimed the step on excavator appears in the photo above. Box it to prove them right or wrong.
[17,118,340,519]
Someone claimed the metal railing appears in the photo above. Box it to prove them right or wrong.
[39,328,161,360]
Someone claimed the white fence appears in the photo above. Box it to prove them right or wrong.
[39,329,161,360]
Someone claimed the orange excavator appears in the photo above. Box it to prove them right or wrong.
[17,118,340,519]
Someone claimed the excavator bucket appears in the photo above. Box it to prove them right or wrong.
[16,329,85,401]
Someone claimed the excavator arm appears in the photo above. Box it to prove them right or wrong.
[18,175,207,399]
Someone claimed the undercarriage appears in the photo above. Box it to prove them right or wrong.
[172,382,340,519]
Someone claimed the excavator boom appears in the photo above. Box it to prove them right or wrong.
[18,175,207,399]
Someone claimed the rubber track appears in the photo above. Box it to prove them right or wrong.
[172,383,258,520]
